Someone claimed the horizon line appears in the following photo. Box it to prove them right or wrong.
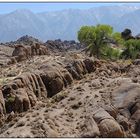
[0,3,139,14]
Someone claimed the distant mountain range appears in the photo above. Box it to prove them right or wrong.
[0,5,140,42]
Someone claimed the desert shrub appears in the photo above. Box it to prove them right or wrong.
[112,32,125,47]
[101,47,121,60]
[120,39,140,59]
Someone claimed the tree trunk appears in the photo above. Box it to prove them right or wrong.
[96,46,100,59]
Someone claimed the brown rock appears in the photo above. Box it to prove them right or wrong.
[0,90,6,115]
[40,65,65,97]
[112,82,140,136]
[104,105,118,119]
[92,108,125,137]
[12,45,28,62]
[83,58,96,73]
[66,65,82,80]
[12,43,48,63]
[117,115,130,131]
[62,70,73,85]
[81,116,100,137]
[93,108,114,124]
[14,88,31,112]
[99,119,124,138]
[48,77,64,97]
[132,59,140,65]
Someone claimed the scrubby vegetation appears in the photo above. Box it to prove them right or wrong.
[78,24,114,58]
[102,47,121,60]
[121,39,140,59]
[78,25,140,60]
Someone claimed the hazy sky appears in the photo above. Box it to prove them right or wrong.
[0,2,140,14]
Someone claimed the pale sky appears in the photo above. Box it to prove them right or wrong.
[0,2,140,14]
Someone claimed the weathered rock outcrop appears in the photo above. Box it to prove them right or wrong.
[1,56,140,138]
[1,57,132,115]
[81,107,125,138]
[112,83,140,137]
[0,58,96,114]
[5,35,44,46]
[0,90,6,115]
[1,36,85,66]
[45,39,84,52]
[0,50,13,66]
[65,58,96,80]
[12,43,48,62]
[80,116,100,138]
[39,63,73,97]
[2,72,47,113]
[93,108,125,138]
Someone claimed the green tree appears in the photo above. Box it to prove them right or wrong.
[78,24,113,58]
[102,46,121,60]
[120,39,140,59]
[112,32,124,46]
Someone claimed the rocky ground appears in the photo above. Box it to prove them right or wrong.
[0,36,140,138]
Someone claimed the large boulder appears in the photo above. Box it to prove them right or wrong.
[0,50,12,66]
[112,83,140,117]
[12,43,48,63]
[14,88,31,113]
[39,63,72,97]
[83,59,96,73]
[98,119,124,138]
[2,83,35,113]
[12,45,30,62]
[73,60,88,75]
[80,116,100,137]
[66,65,82,80]
[14,72,47,99]
[103,105,118,119]
[112,82,140,136]
[66,59,89,80]
[31,43,48,56]
[2,72,47,113]
[62,69,73,86]
[93,108,125,138]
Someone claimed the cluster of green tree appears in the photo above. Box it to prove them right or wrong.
[120,28,140,59]
[77,25,140,60]
[121,39,140,59]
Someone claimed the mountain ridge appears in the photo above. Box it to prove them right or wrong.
[0,5,140,42]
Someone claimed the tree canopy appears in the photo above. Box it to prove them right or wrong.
[112,32,124,46]
[120,39,140,59]
[78,24,140,60]
[78,24,116,58]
